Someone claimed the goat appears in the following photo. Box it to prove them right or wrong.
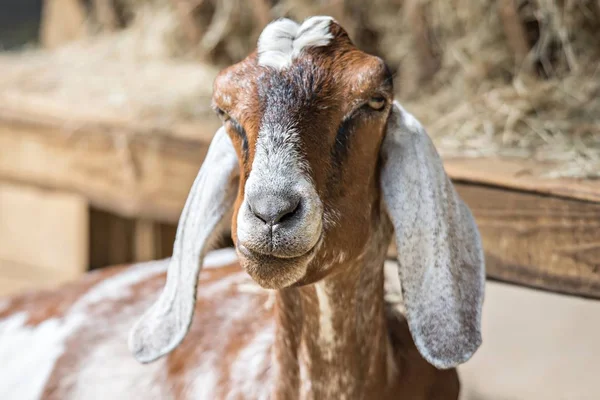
[0,16,484,399]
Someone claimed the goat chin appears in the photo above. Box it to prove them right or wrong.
[238,244,313,290]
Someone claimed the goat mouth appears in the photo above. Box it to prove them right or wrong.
[236,235,322,289]
[237,241,317,263]
[237,224,324,260]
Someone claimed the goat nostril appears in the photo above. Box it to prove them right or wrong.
[275,200,300,224]
[249,196,301,226]
[248,203,267,224]
[275,200,300,223]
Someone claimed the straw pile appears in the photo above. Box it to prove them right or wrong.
[95,0,600,177]
[0,1,219,130]
[7,0,600,177]
[393,0,600,179]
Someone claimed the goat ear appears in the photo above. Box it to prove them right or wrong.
[380,102,485,369]
[128,127,239,363]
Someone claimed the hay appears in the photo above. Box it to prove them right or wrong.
[173,0,600,178]
[396,0,600,179]
[0,4,219,129]
[5,0,600,178]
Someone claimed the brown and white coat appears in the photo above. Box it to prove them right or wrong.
[0,16,484,400]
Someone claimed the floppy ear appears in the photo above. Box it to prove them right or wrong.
[380,101,485,369]
[129,127,239,363]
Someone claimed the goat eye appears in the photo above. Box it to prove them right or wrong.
[367,96,386,111]
[215,108,230,122]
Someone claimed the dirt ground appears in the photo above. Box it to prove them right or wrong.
[458,281,600,400]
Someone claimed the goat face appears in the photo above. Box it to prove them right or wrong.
[212,17,393,289]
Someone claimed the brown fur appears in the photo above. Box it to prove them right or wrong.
[0,267,124,326]
[0,257,456,399]
[206,20,457,398]
[0,19,460,399]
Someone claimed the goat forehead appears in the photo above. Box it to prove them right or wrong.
[256,65,334,126]
[257,16,335,70]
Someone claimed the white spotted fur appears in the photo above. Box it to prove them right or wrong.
[227,323,275,400]
[314,281,336,360]
[0,260,169,400]
[0,313,84,400]
[0,248,266,400]
[257,16,334,69]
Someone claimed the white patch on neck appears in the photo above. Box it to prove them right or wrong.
[299,340,312,399]
[335,251,347,264]
[257,16,335,69]
[314,281,336,360]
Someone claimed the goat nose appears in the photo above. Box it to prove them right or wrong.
[248,193,300,226]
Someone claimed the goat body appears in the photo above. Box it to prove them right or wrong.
[0,248,457,399]
[0,15,484,400]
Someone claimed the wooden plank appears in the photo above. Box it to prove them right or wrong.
[3,110,595,224]
[0,182,88,295]
[444,157,600,203]
[389,184,600,299]
[89,208,134,269]
[40,0,88,49]
[0,272,51,297]
[0,93,221,144]
[92,0,122,31]
[458,184,600,298]
[134,219,158,262]
[157,223,177,259]
[0,257,78,285]
[0,116,216,223]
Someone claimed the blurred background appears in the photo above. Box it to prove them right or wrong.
[0,0,599,399]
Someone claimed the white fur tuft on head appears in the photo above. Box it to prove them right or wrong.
[257,16,335,70]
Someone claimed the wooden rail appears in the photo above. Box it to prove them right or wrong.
[1,96,598,298]
[396,181,599,299]
[457,183,600,299]
[447,158,599,298]
[0,100,219,223]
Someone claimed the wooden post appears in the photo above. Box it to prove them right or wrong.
[134,219,158,262]
[92,0,122,31]
[455,184,600,299]
[0,182,88,295]
[388,182,600,299]
[40,0,88,48]
[89,209,134,269]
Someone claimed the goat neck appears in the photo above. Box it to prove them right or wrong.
[271,210,395,399]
